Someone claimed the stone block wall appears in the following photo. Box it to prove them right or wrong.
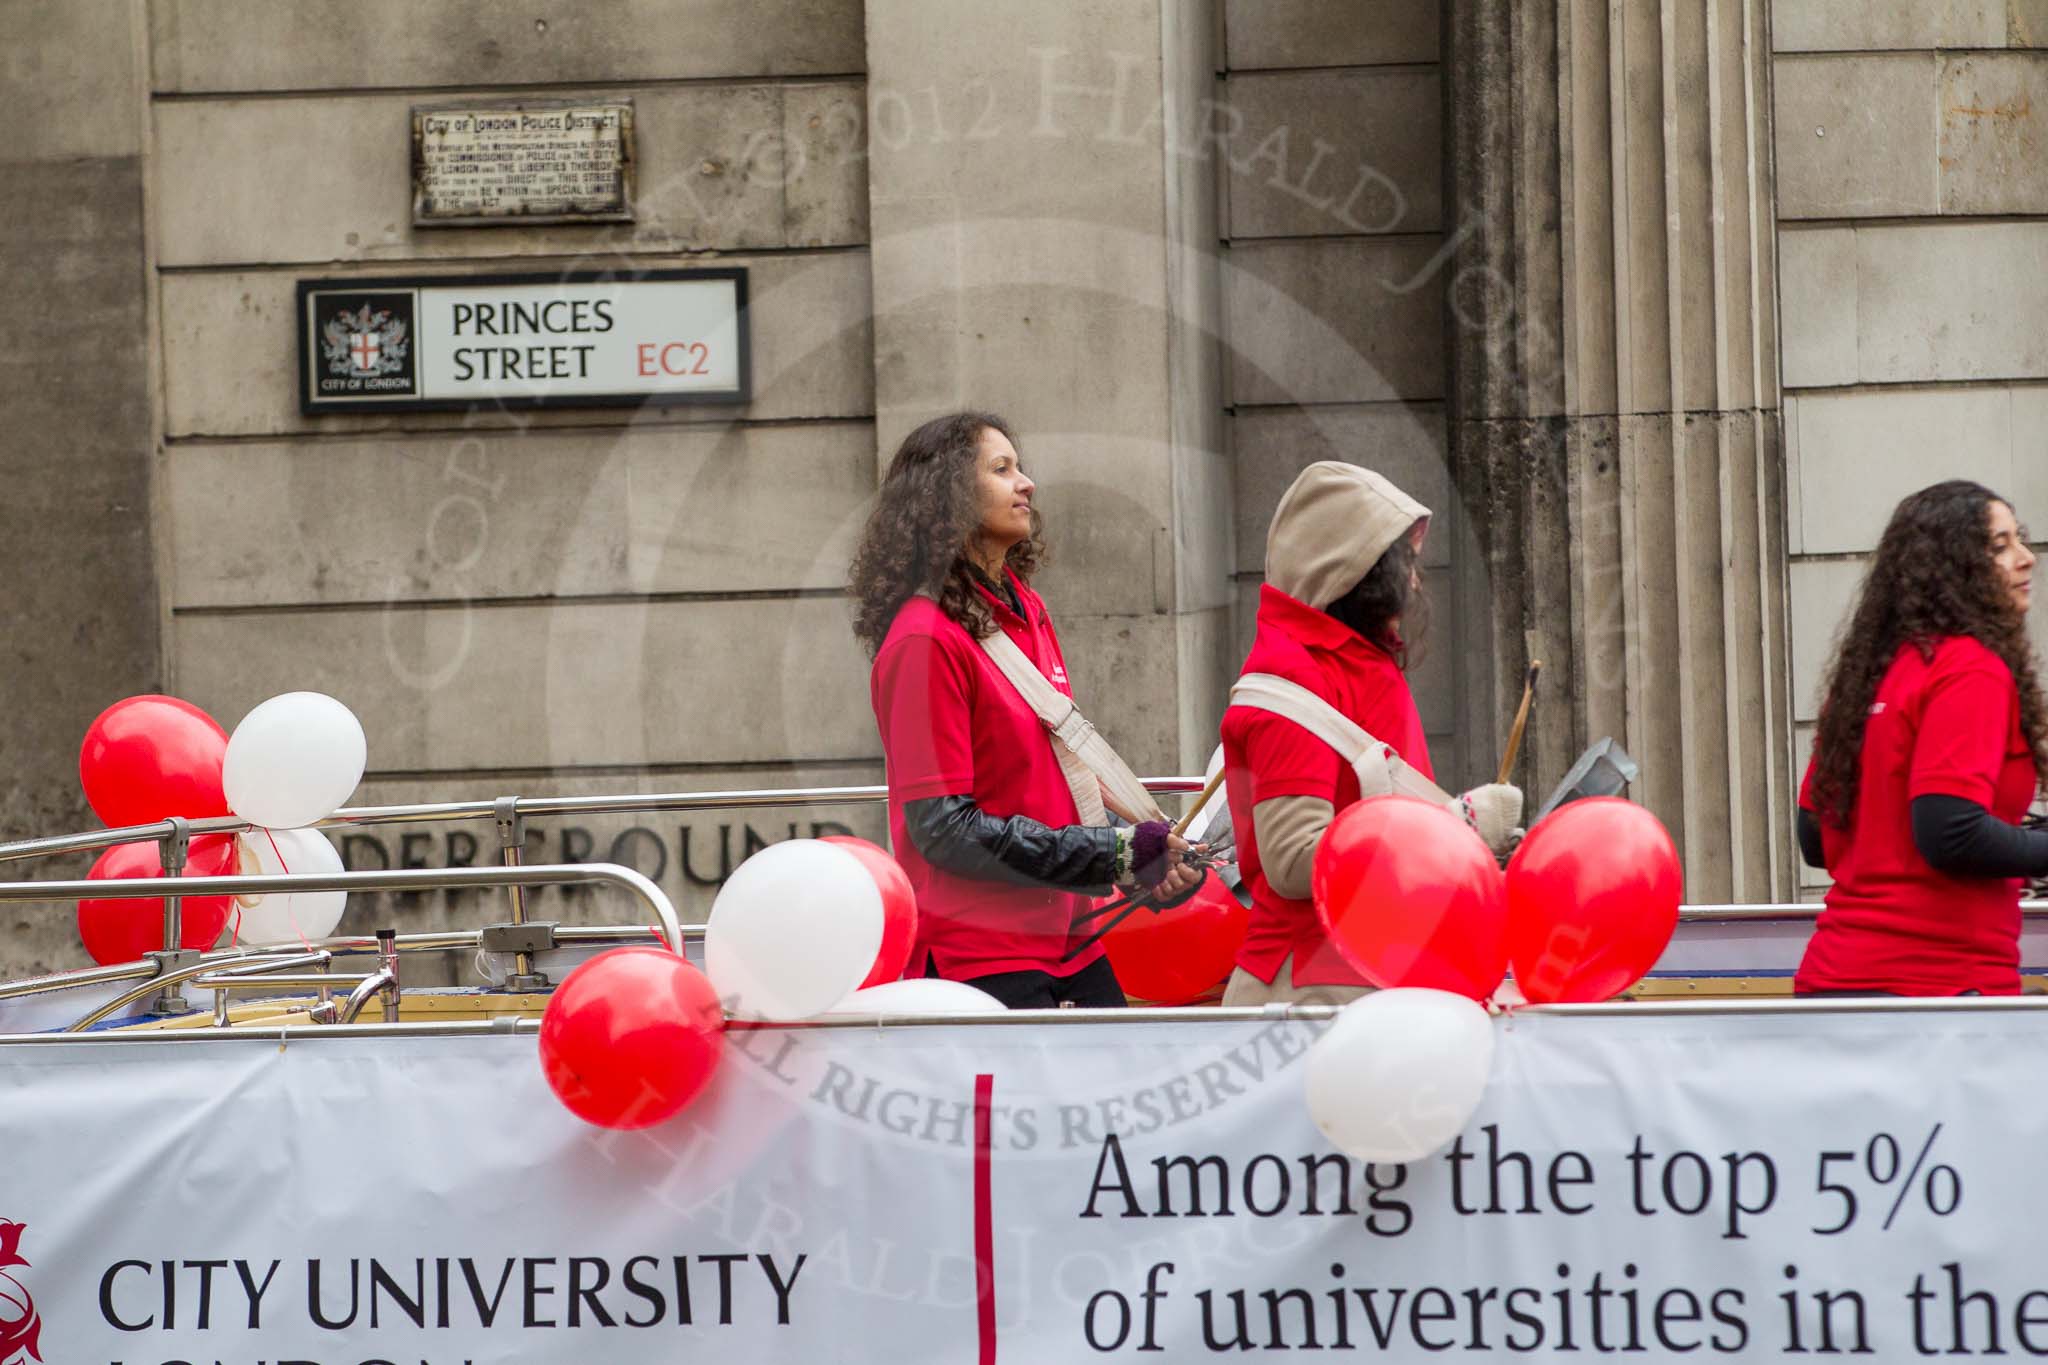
[1774,0,2048,894]
[1,0,1475,981]
[23,0,2032,979]
[62,0,882,974]
[0,0,158,975]
[1218,0,1479,784]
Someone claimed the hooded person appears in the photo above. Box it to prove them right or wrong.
[1218,461,1524,1007]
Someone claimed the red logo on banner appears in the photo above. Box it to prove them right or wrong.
[0,1220,41,1365]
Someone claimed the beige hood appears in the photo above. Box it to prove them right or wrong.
[1263,461,1431,609]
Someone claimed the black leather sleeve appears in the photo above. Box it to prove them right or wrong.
[903,795,1120,893]
[1797,807,1826,870]
[1910,794,2048,879]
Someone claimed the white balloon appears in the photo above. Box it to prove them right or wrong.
[823,978,1006,1016]
[705,840,884,1021]
[228,827,346,946]
[223,692,367,829]
[1305,988,1496,1164]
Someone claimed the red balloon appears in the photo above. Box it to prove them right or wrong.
[76,835,238,965]
[823,835,919,988]
[1102,877,1249,1005]
[1312,796,1508,999]
[539,947,726,1130]
[1506,797,1682,1003]
[78,696,231,830]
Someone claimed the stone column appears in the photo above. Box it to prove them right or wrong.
[1445,0,1794,900]
[861,0,1232,775]
[0,0,160,974]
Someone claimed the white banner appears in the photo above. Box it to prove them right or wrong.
[3,1009,2045,1363]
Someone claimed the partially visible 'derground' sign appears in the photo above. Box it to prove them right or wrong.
[296,269,749,414]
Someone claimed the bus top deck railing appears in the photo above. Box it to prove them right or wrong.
[0,863,683,1028]
[0,774,2035,911]
[12,996,2048,1049]
[0,778,2042,1030]
[0,778,1208,986]
[0,780,1210,865]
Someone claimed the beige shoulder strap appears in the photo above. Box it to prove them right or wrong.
[1229,672,1453,804]
[976,628,1165,826]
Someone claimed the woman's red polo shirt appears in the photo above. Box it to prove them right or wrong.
[1796,636,2040,996]
[869,575,1104,980]
[1222,585,1433,987]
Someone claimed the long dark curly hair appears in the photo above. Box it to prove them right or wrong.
[1810,480,2047,826]
[850,411,1046,654]
[1326,537,1430,669]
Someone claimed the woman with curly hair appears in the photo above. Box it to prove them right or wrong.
[850,411,1200,1008]
[1796,480,2047,996]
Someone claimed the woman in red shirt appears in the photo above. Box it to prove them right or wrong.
[1219,461,1524,1006]
[849,411,1199,1008]
[1797,480,2048,995]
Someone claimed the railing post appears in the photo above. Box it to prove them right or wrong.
[377,928,401,1024]
[492,798,548,992]
[158,816,190,954]
[147,816,199,1016]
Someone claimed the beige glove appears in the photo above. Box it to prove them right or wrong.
[1351,742,1395,799]
[1447,783,1524,858]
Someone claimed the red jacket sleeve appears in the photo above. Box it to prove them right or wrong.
[873,632,977,801]
[1236,708,1345,806]
[1909,650,2016,808]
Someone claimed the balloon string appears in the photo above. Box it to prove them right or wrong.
[1061,894,1152,963]
[261,827,313,953]
[227,838,247,948]
[1070,891,1142,927]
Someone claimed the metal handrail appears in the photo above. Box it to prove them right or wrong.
[0,862,679,955]
[33,776,2040,974]
[1679,901,2048,920]
[13,994,2048,1047]
[0,777,1211,866]
[0,778,1206,969]
[14,897,2046,1017]
[0,923,687,1005]
[193,972,355,990]
[0,863,680,1029]
[68,950,332,1033]
[0,774,2038,1029]
[0,959,162,1001]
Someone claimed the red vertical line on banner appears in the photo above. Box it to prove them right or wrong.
[974,1071,996,1364]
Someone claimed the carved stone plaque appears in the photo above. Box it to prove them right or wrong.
[412,100,635,225]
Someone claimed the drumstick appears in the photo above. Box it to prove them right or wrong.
[1496,661,1542,785]
[1173,769,1227,838]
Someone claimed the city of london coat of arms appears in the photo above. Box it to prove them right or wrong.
[322,302,411,377]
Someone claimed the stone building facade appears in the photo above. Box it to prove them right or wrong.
[1,0,2042,977]
[1774,0,2048,893]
